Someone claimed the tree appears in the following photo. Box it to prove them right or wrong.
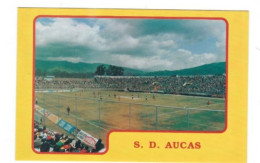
[95,65,106,75]
[35,69,43,77]
[106,65,124,76]
[35,69,47,77]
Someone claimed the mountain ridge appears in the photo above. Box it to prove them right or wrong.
[35,60,226,77]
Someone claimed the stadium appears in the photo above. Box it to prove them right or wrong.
[33,17,227,153]
[34,73,226,152]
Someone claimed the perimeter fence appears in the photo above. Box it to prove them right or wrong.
[35,93,225,144]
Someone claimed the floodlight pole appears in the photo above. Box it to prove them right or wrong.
[155,106,158,130]
[57,95,61,133]
[129,103,131,129]
[75,96,78,128]
[43,93,45,126]
[58,95,60,119]
[98,98,101,138]
[186,107,190,130]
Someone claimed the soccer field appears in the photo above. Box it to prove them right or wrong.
[35,89,225,145]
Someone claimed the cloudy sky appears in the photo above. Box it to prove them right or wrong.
[35,17,226,71]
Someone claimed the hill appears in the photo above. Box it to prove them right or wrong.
[145,62,226,76]
[35,60,145,77]
[35,60,226,77]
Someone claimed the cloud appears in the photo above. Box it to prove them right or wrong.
[107,54,173,71]
[96,49,219,71]
[47,57,82,63]
[36,18,106,49]
[36,18,226,71]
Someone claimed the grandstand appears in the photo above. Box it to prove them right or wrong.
[33,120,105,153]
[36,75,226,97]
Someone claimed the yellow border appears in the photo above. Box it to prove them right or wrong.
[16,8,248,162]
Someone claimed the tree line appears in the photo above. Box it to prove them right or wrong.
[95,65,124,76]
[35,69,94,78]
[35,64,124,78]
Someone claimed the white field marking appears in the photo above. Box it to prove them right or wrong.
[119,96,141,100]
[157,112,187,120]
[162,118,224,130]
[40,89,225,101]
[188,120,224,130]
[159,93,225,101]
[85,121,110,131]
[69,112,124,131]
[67,113,110,131]
[89,121,124,130]
[141,109,186,118]
[147,104,224,118]
[181,100,225,108]
[190,103,224,109]
[188,118,224,124]
[157,103,223,117]
[157,109,186,117]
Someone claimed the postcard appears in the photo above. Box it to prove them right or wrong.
[16,8,248,162]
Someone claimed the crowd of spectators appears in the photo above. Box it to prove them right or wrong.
[35,78,99,90]
[34,122,104,153]
[35,75,226,96]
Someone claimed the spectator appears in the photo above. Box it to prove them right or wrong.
[40,140,50,152]
[33,122,105,153]
[66,106,70,116]
[35,75,226,97]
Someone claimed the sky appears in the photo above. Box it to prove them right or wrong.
[36,17,226,71]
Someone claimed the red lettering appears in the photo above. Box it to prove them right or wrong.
[134,141,140,148]
[180,142,187,149]
[195,142,201,149]
[173,142,179,149]
[149,141,157,148]
[187,142,194,149]
[165,142,172,148]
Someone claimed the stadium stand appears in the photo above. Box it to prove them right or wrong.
[33,122,105,153]
[35,75,226,97]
